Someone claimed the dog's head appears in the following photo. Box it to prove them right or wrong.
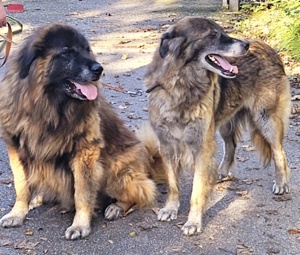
[18,24,103,100]
[158,17,249,78]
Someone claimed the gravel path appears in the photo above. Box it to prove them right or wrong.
[1,1,300,254]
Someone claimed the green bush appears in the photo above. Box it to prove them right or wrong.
[238,0,300,61]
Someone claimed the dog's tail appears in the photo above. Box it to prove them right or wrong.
[251,128,272,167]
[136,123,166,184]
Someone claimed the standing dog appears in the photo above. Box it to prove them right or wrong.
[0,24,162,239]
[145,17,291,236]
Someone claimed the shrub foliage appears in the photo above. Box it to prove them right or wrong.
[238,0,300,61]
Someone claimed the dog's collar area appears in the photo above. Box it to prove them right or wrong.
[146,84,163,93]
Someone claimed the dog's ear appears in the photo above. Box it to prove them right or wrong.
[159,30,174,58]
[159,27,186,58]
[18,41,44,79]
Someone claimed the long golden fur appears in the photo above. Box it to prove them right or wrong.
[0,24,162,240]
[145,17,291,236]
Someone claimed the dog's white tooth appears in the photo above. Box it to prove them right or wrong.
[230,67,233,72]
[209,55,215,61]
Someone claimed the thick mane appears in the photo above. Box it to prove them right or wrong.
[0,27,100,161]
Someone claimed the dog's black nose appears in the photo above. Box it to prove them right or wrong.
[242,41,250,51]
[91,62,103,75]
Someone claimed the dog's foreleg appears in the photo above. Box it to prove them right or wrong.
[65,149,103,240]
[157,146,180,222]
[0,146,31,227]
[182,133,216,236]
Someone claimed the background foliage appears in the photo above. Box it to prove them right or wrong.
[237,0,300,61]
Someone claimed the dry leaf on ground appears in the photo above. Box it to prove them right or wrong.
[288,229,300,234]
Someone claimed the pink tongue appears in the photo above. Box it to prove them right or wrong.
[213,55,238,74]
[72,82,98,100]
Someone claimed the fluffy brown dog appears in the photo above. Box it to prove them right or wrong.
[0,24,162,240]
[145,17,291,236]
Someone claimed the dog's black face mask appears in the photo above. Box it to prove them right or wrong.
[18,24,103,101]
[49,45,103,101]
[158,17,249,78]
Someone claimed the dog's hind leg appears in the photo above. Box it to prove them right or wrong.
[251,111,290,194]
[0,146,31,228]
[218,122,238,180]
[218,110,247,181]
[104,170,156,220]
[29,193,44,210]
[104,145,157,220]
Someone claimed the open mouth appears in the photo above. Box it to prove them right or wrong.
[205,54,238,78]
[63,80,98,100]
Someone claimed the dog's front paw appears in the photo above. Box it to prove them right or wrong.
[65,224,91,240]
[104,204,124,220]
[157,208,178,221]
[272,181,289,195]
[181,221,202,236]
[0,212,26,228]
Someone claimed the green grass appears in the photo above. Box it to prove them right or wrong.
[236,0,300,61]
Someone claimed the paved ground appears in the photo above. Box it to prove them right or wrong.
[0,0,300,254]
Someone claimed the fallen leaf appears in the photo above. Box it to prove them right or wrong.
[14,240,40,250]
[291,95,300,101]
[265,210,278,215]
[121,53,128,60]
[272,194,292,202]
[0,179,13,184]
[241,145,255,152]
[137,222,158,231]
[215,185,226,191]
[119,40,131,44]
[291,105,300,114]
[175,222,185,228]
[129,231,137,237]
[25,230,34,236]
[288,229,300,234]
[237,243,254,254]
[152,207,160,215]
[236,190,248,196]
[0,240,14,246]
[127,114,142,120]
[124,207,135,216]
[236,155,249,162]
[266,247,280,254]
[242,178,260,185]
